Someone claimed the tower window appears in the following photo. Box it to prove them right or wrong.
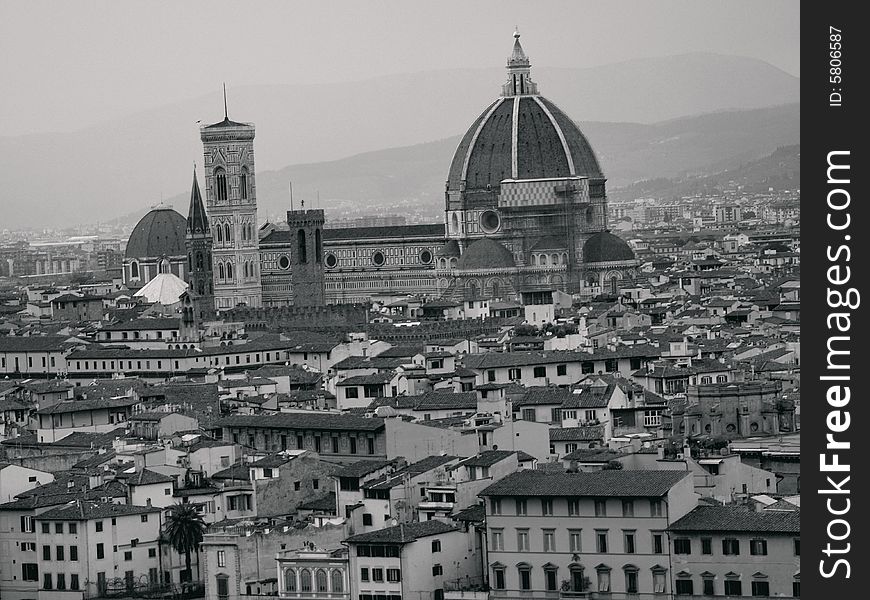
[216,225,223,243]
[214,167,228,201]
[130,260,139,279]
[315,229,322,263]
[225,223,232,243]
[240,167,249,200]
[226,263,233,281]
[218,263,225,280]
[298,230,308,263]
[196,252,203,270]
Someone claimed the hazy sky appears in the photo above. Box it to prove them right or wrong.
[1,0,799,137]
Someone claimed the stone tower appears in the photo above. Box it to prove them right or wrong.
[184,169,214,322]
[200,102,263,310]
[286,209,326,306]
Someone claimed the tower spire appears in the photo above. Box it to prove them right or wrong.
[187,167,209,235]
[502,29,537,97]
[223,83,228,120]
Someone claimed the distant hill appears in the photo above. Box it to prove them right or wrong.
[153,103,800,223]
[608,145,800,201]
[0,52,799,228]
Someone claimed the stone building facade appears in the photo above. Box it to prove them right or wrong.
[672,381,796,439]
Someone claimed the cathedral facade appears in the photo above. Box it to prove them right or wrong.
[127,33,638,312]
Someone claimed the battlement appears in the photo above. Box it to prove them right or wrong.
[286,209,326,225]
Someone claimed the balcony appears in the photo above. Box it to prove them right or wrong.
[444,580,489,600]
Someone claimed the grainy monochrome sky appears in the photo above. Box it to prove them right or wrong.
[0,0,799,137]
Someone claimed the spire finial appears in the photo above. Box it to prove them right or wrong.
[223,83,228,120]
[514,26,520,39]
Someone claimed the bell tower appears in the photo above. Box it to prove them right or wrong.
[200,90,263,310]
[184,168,214,324]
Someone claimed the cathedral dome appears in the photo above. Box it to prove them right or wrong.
[457,238,516,270]
[583,232,636,263]
[447,33,603,200]
[126,206,188,259]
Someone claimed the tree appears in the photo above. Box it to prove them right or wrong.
[164,503,206,583]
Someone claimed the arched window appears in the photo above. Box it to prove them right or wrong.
[198,282,205,295]
[240,167,249,201]
[491,280,500,298]
[330,571,343,592]
[596,566,612,593]
[315,570,327,592]
[284,569,297,592]
[543,564,559,592]
[243,262,249,278]
[467,281,478,299]
[214,167,228,201]
[215,224,222,243]
[540,254,549,266]
[299,569,311,592]
[297,229,308,263]
[623,564,640,595]
[610,275,619,295]
[315,229,322,263]
[226,263,233,281]
[130,260,139,279]
[196,252,204,270]
[569,564,586,592]
[451,213,459,233]
[188,253,193,270]
[218,263,224,280]
[225,223,232,243]
[552,253,560,265]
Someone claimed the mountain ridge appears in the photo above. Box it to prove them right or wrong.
[0,52,799,228]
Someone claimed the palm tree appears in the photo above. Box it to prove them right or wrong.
[164,503,206,583]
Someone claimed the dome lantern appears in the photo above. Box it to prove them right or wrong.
[502,29,538,97]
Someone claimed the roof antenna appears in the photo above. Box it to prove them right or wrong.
[223,83,228,120]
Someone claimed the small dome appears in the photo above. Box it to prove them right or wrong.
[457,238,516,270]
[437,240,461,257]
[583,232,636,263]
[132,272,189,305]
[126,207,188,259]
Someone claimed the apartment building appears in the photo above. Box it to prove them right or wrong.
[668,505,800,598]
[34,501,162,599]
[463,345,661,388]
[344,520,480,600]
[479,469,696,597]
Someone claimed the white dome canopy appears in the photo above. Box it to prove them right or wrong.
[133,272,189,306]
